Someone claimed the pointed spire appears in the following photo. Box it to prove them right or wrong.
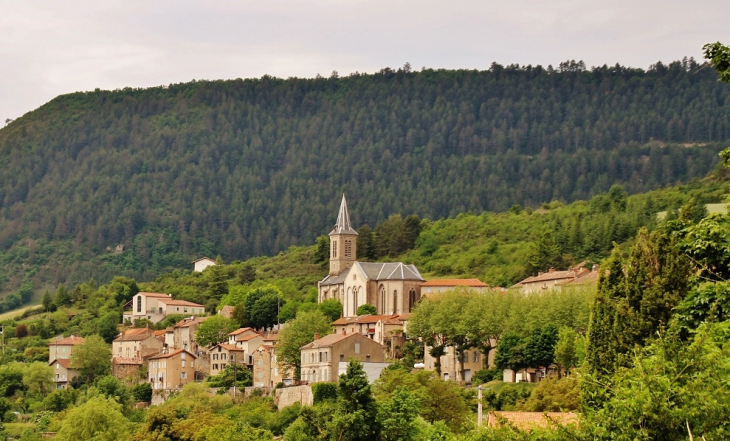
[331,194,358,235]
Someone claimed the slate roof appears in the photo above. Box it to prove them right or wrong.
[320,261,424,286]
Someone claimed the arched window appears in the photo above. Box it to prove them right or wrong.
[393,290,398,315]
[352,288,358,316]
[409,289,417,311]
[379,286,386,314]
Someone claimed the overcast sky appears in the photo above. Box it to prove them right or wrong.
[1,0,728,123]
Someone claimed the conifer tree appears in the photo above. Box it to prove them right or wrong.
[55,284,70,307]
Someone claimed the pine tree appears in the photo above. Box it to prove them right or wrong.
[55,284,70,307]
[41,290,54,312]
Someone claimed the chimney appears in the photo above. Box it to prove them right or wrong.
[549,267,555,273]
[314,333,320,340]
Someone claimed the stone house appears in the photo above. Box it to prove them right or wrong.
[123,292,205,324]
[317,196,425,317]
[228,328,264,365]
[512,263,597,294]
[252,344,293,388]
[148,349,196,390]
[300,332,386,383]
[112,328,163,360]
[423,343,496,383]
[112,357,144,384]
[48,335,85,363]
[172,316,208,354]
[421,279,489,296]
[207,343,245,376]
[192,257,217,273]
[49,359,79,389]
[330,314,406,350]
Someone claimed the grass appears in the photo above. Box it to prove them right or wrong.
[0,287,50,321]
[4,422,33,437]
[657,203,728,220]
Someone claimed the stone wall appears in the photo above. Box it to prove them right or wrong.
[274,385,313,409]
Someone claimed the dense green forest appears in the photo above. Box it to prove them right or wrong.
[0,58,729,296]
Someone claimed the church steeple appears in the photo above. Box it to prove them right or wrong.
[328,194,358,276]
[331,194,357,235]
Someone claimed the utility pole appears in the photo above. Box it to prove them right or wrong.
[1,326,4,355]
[477,385,483,426]
[233,354,237,398]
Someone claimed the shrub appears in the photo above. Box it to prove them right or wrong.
[311,382,338,404]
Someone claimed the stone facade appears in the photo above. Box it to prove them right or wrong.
[148,349,196,390]
[300,332,386,383]
[318,196,425,317]
[274,385,313,409]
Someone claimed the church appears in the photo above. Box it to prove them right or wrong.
[318,195,425,317]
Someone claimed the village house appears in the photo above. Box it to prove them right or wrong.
[512,263,598,294]
[192,257,217,272]
[48,335,85,389]
[207,343,245,376]
[111,328,165,383]
[318,195,425,317]
[148,349,196,390]
[228,328,264,365]
[172,316,208,354]
[123,292,205,324]
[423,344,495,383]
[300,332,386,383]
[420,279,489,296]
[330,314,406,354]
[252,344,291,388]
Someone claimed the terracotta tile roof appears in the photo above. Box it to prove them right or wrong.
[209,343,243,353]
[558,270,599,286]
[486,411,578,431]
[49,359,73,369]
[138,292,173,298]
[300,332,354,349]
[395,313,411,321]
[153,330,166,337]
[114,332,155,342]
[236,333,263,342]
[112,357,144,365]
[421,278,488,287]
[157,298,205,307]
[148,349,197,360]
[255,344,273,352]
[229,327,256,336]
[49,336,85,346]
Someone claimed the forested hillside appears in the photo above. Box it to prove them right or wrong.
[0,58,729,294]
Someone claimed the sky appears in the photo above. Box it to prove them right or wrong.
[1,0,728,123]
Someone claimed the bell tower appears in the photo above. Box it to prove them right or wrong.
[329,194,358,276]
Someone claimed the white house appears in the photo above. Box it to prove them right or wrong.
[192,257,217,272]
[123,292,206,324]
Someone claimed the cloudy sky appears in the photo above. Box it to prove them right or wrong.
[1,0,727,122]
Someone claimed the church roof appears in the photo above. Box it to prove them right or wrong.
[319,262,424,286]
[329,194,358,235]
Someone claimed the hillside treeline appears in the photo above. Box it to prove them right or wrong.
[0,58,728,281]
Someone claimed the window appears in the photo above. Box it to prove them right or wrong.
[345,239,352,258]
[184,307,188,313]
[191,361,194,368]
[182,360,186,368]
[393,290,398,314]
[222,353,227,360]
[355,343,360,354]
[136,296,142,313]
[181,372,187,380]
[409,289,417,312]
[473,352,480,363]
[463,352,469,363]
[380,286,386,313]
[258,359,263,367]
[332,240,337,258]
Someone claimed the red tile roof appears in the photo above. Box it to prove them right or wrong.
[301,332,355,349]
[421,278,489,287]
[229,327,255,336]
[112,357,143,365]
[173,317,208,328]
[49,336,85,346]
[138,292,173,298]
[49,359,73,368]
[147,349,197,360]
[236,333,263,342]
[157,298,205,307]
